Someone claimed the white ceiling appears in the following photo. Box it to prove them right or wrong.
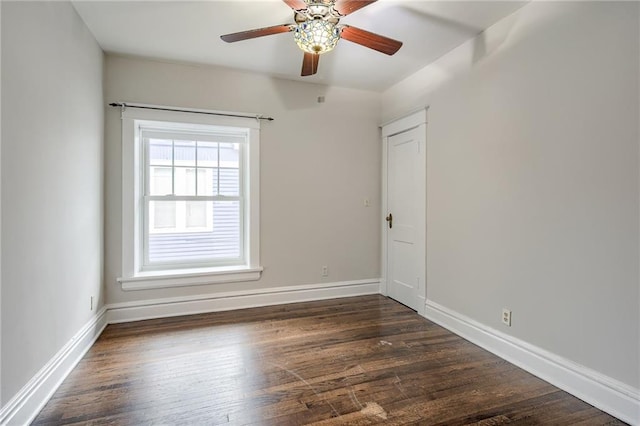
[72,0,527,92]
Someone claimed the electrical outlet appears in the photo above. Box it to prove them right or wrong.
[364,198,370,207]
[502,308,512,326]
[321,266,329,277]
[90,296,94,311]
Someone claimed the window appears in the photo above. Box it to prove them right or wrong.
[144,135,243,267]
[118,107,261,290]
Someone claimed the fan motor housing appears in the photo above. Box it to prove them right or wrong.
[295,2,340,24]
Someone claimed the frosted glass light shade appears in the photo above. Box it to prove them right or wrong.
[293,20,340,54]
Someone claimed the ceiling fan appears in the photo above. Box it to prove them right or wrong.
[220,0,403,76]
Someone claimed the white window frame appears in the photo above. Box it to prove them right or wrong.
[118,107,262,291]
[141,131,245,270]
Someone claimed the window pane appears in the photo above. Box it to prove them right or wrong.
[176,167,196,196]
[186,201,207,228]
[212,200,241,258]
[219,143,239,168]
[174,140,196,167]
[150,167,172,196]
[150,200,176,230]
[197,168,214,196]
[147,200,240,264]
[219,168,239,196]
[149,139,172,166]
[197,141,218,168]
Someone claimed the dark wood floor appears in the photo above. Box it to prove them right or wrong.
[33,295,625,425]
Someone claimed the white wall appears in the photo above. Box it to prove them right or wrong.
[1,1,104,404]
[104,56,382,305]
[383,1,639,390]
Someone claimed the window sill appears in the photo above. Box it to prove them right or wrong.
[117,266,263,291]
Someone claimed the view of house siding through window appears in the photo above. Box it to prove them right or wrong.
[143,130,244,268]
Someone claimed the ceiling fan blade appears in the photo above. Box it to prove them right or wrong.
[333,0,377,16]
[221,24,293,43]
[301,52,319,76]
[340,25,402,55]
[282,0,308,11]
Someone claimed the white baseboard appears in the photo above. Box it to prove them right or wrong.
[424,300,640,426]
[107,279,381,324]
[0,307,108,426]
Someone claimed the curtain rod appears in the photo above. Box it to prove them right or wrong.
[108,102,274,121]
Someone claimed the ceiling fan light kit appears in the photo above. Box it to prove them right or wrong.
[294,20,340,54]
[220,0,402,77]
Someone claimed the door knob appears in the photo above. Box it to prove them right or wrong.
[386,213,393,229]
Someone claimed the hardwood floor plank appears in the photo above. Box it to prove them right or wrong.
[32,295,626,425]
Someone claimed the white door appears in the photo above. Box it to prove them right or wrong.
[384,117,426,313]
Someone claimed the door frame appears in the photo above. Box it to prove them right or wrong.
[381,108,428,315]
